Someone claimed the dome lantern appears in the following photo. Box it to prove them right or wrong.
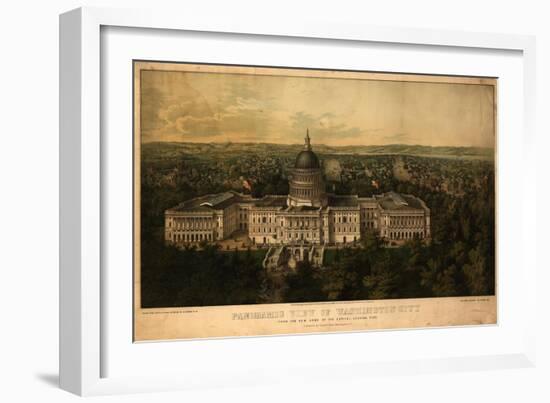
[304,128,311,151]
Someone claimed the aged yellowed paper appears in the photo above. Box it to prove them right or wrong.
[133,61,497,341]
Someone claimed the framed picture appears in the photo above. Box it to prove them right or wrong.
[60,6,537,396]
[133,61,497,342]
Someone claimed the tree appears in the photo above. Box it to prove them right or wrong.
[432,265,458,297]
[462,245,489,295]
[362,266,398,299]
[361,230,384,255]
[420,258,458,297]
[284,259,326,302]
[321,259,359,301]
[362,252,398,300]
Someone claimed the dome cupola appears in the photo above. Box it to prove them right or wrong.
[287,130,327,208]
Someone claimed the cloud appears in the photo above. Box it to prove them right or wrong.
[383,132,411,143]
[174,115,220,136]
[157,99,213,124]
[142,96,220,140]
[144,94,277,141]
[139,68,495,147]
[290,111,363,143]
[233,97,269,112]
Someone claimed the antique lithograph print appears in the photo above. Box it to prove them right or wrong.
[134,61,496,341]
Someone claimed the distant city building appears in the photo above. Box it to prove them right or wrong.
[164,131,431,248]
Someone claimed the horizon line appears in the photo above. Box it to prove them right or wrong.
[141,140,494,149]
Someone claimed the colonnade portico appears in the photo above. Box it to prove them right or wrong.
[166,214,218,243]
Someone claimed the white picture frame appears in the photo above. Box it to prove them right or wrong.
[59,6,538,396]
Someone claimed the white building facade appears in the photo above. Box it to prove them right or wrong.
[165,133,431,247]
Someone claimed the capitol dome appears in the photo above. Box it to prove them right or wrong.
[295,149,320,169]
[287,130,327,208]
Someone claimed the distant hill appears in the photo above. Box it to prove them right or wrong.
[305,143,493,159]
[142,141,494,160]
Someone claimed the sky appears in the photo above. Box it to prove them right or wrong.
[139,68,495,148]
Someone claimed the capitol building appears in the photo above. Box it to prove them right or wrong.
[164,132,431,253]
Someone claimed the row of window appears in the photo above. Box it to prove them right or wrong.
[242,218,377,230]
[292,187,318,198]
[362,211,377,219]
[251,215,275,224]
[388,216,424,227]
[335,226,359,234]
[285,232,319,240]
[171,232,214,242]
[287,219,319,228]
[250,226,276,234]
[251,217,324,227]
[334,215,359,224]
[170,214,420,232]
[169,218,216,230]
[388,231,425,240]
